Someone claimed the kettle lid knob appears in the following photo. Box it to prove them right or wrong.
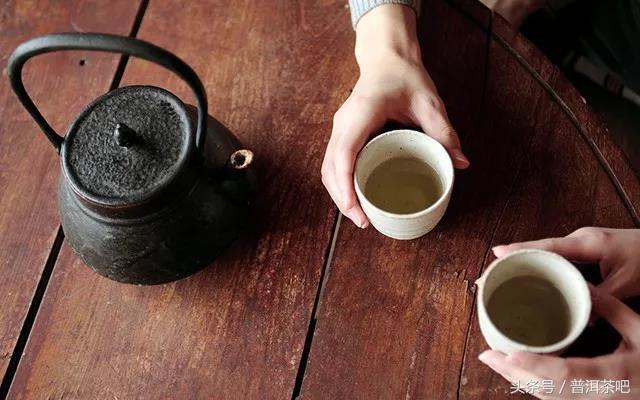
[8,33,210,215]
[61,85,194,208]
[114,122,137,148]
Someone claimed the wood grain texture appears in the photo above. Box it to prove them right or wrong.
[301,3,640,400]
[0,0,140,382]
[491,12,640,221]
[7,1,350,399]
[551,74,640,223]
[300,1,495,398]
[458,15,640,400]
[5,1,638,399]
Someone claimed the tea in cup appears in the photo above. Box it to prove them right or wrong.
[476,249,591,354]
[354,129,454,240]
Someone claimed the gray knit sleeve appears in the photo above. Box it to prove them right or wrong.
[348,0,421,28]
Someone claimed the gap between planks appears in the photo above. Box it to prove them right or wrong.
[455,9,640,398]
[290,3,496,398]
[0,227,64,399]
[454,13,559,397]
[291,213,342,399]
[108,0,150,91]
[0,1,149,398]
[455,9,494,400]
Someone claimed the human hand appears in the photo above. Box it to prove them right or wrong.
[479,285,640,399]
[493,228,640,300]
[322,4,469,228]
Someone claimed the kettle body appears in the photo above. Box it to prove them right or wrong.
[58,110,254,284]
[8,33,255,284]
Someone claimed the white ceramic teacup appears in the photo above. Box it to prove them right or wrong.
[354,129,454,240]
[476,249,591,354]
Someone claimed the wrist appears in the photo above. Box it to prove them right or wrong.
[354,4,422,70]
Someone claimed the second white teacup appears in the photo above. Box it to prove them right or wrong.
[354,129,454,240]
[476,249,591,355]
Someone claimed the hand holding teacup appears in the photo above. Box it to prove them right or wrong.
[493,228,640,300]
[321,4,470,230]
[476,249,591,355]
[478,228,640,398]
[479,286,640,399]
[353,129,454,240]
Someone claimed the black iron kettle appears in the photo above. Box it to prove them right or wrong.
[8,33,255,285]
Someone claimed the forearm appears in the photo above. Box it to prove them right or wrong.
[354,4,422,72]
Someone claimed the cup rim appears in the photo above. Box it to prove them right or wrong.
[477,248,592,353]
[353,129,454,219]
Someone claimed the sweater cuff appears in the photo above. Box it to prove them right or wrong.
[348,0,421,28]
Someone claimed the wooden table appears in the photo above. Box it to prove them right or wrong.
[0,0,638,399]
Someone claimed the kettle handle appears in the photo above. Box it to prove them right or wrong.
[7,33,208,154]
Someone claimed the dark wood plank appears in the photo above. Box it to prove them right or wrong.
[551,74,640,222]
[459,19,640,400]
[300,3,640,400]
[0,0,141,382]
[449,0,493,29]
[492,12,639,220]
[7,1,350,398]
[490,10,553,71]
[299,1,502,398]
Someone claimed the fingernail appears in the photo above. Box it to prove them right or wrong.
[492,245,505,255]
[356,213,369,229]
[454,151,470,166]
[345,210,366,229]
[345,210,358,224]
[478,350,496,365]
[348,210,369,229]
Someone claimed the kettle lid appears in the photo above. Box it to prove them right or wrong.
[61,85,194,208]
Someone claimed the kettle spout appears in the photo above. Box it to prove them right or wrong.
[217,149,256,204]
[226,149,254,170]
